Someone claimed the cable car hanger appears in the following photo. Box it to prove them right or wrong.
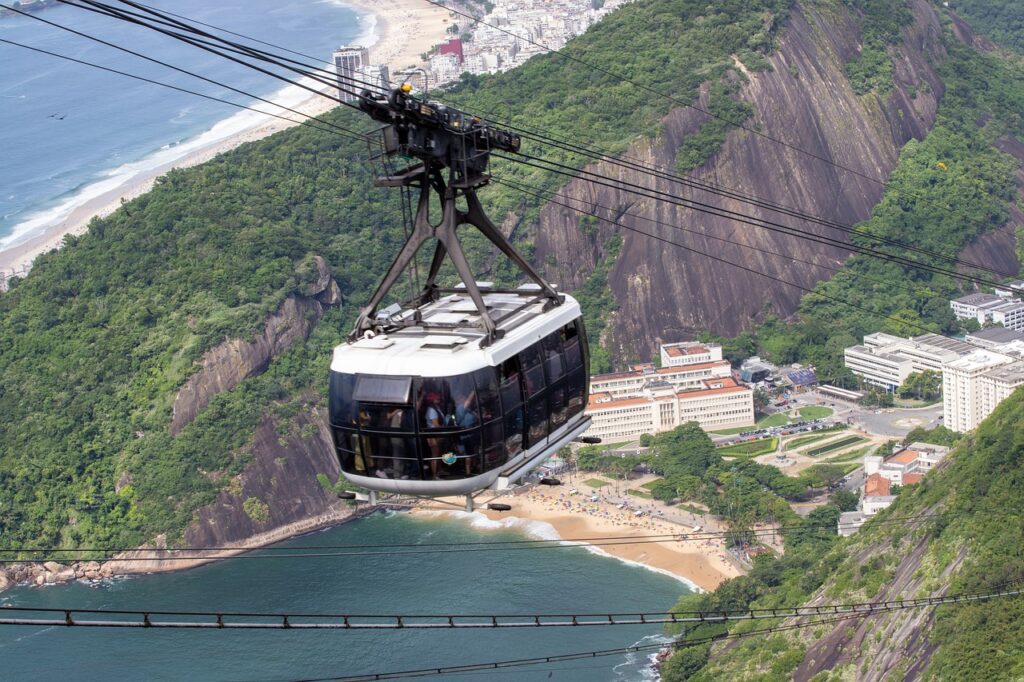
[351,84,562,347]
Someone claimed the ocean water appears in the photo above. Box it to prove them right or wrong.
[0,512,689,680]
[0,0,368,251]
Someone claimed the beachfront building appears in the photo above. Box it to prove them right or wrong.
[584,377,754,443]
[844,332,973,391]
[334,45,368,102]
[942,349,1024,432]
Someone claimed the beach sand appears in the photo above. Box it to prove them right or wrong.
[418,486,744,592]
[0,0,451,276]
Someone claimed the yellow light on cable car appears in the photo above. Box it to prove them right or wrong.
[400,83,413,94]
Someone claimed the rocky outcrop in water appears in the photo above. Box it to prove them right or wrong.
[533,0,946,362]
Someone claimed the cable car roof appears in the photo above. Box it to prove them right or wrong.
[331,284,582,377]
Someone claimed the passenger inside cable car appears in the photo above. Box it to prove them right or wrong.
[330,320,588,483]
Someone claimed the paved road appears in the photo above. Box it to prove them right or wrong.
[790,391,944,438]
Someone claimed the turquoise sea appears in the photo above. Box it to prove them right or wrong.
[0,512,689,680]
[0,0,365,251]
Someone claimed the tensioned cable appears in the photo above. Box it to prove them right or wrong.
[278,613,873,681]
[0,3,370,142]
[495,175,991,339]
[0,38,362,143]
[99,0,1012,278]
[426,0,897,189]
[0,512,955,560]
[499,151,1009,291]
[494,175,953,300]
[1,581,1019,631]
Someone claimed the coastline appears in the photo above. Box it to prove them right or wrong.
[0,0,451,276]
[417,485,743,592]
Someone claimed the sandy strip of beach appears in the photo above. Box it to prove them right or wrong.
[419,486,743,593]
[0,0,451,275]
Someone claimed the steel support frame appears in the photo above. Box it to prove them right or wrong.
[352,164,561,345]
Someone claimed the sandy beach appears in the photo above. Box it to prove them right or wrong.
[418,484,745,593]
[0,0,451,276]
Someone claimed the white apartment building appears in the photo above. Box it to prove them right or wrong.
[950,292,1024,331]
[942,349,1021,432]
[660,342,723,367]
[950,292,1003,320]
[584,377,754,443]
[845,332,973,391]
[987,300,1024,332]
[590,360,732,399]
[965,327,1024,350]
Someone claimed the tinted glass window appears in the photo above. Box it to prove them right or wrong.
[566,367,586,418]
[482,421,506,471]
[564,337,582,371]
[504,406,524,457]
[361,434,421,480]
[416,378,449,430]
[353,375,412,403]
[329,373,358,427]
[548,383,567,430]
[526,398,548,446]
[520,344,542,370]
[356,404,415,432]
[447,375,479,430]
[524,365,545,397]
[541,332,565,382]
[473,367,501,423]
[421,434,469,480]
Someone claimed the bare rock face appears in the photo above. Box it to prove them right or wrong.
[533,0,946,362]
[184,406,343,548]
[960,135,1024,278]
[170,295,324,435]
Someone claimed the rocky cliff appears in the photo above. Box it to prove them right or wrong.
[533,0,946,362]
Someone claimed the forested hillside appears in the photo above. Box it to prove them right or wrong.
[661,387,1024,680]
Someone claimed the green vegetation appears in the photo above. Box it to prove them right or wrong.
[242,497,270,525]
[717,437,778,457]
[798,405,832,420]
[784,427,847,451]
[675,79,754,173]
[640,479,662,491]
[583,478,610,488]
[666,388,1024,680]
[626,488,652,499]
[757,413,791,428]
[948,0,1024,52]
[807,435,866,457]
[897,370,941,401]
[842,0,913,95]
[0,0,796,551]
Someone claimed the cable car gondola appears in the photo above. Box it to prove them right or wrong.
[329,86,591,505]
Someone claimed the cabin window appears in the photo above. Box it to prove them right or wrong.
[353,375,412,403]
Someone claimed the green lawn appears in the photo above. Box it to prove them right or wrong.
[717,437,778,457]
[627,488,652,499]
[784,432,835,451]
[584,478,611,488]
[641,479,663,491]
[757,413,791,428]
[807,436,866,457]
[826,445,875,464]
[799,405,833,420]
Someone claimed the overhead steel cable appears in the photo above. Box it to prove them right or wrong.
[0,3,370,143]
[493,175,953,300]
[0,512,960,562]
[77,0,1013,286]
[491,176,986,341]
[0,38,363,143]
[1,581,1020,631]
[97,0,1011,279]
[277,613,874,681]
[51,0,373,118]
[496,151,1009,291]
[425,0,895,189]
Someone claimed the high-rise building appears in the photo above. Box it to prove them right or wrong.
[333,45,369,102]
[942,349,1024,432]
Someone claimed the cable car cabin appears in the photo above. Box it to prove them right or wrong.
[329,286,590,497]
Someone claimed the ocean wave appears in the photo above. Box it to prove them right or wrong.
[319,0,379,48]
[420,509,703,592]
[613,633,674,680]
[0,67,334,251]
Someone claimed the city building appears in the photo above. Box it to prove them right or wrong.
[993,280,1024,298]
[591,347,731,399]
[950,292,1024,331]
[739,356,774,384]
[584,376,754,443]
[838,511,866,537]
[965,326,1024,350]
[950,292,1003,320]
[844,443,949,535]
[333,46,390,102]
[660,342,722,367]
[844,332,973,391]
[862,473,896,515]
[942,350,1024,432]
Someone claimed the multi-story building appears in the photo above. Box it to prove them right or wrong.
[965,326,1024,350]
[660,342,722,367]
[591,347,731,399]
[950,292,1003,320]
[986,300,1024,332]
[950,292,1024,331]
[942,349,1020,432]
[584,377,754,443]
[845,332,973,391]
[333,45,369,102]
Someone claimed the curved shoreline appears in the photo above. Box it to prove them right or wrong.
[0,0,451,278]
